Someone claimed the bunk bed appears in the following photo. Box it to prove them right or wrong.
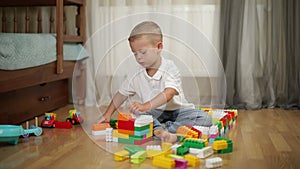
[0,0,88,124]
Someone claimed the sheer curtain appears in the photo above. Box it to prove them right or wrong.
[84,0,223,109]
[220,0,300,109]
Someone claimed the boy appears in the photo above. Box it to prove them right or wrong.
[99,21,212,143]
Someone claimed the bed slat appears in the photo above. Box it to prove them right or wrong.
[14,8,17,32]
[25,7,30,33]
[56,0,64,74]
[37,8,42,33]
[50,7,55,33]
[2,8,6,32]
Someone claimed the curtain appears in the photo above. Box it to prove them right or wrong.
[220,0,300,109]
[85,0,224,109]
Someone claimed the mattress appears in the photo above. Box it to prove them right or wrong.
[0,33,89,70]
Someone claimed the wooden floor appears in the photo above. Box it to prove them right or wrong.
[1,105,300,169]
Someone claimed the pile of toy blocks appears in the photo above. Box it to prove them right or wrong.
[114,113,153,145]
[92,112,153,145]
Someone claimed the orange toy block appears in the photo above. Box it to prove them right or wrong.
[92,123,111,131]
[118,112,132,121]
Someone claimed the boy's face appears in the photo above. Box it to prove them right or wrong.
[129,35,162,69]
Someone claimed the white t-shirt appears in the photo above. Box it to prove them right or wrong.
[119,57,195,110]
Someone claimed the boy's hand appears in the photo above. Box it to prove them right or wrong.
[98,115,110,123]
[129,102,151,114]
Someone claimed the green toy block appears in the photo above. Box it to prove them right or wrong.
[134,124,150,131]
[177,145,189,155]
[118,138,134,145]
[183,139,205,149]
[110,119,118,129]
[124,145,144,155]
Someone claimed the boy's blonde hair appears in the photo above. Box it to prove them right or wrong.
[128,21,163,45]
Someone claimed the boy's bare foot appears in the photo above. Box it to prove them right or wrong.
[154,129,177,143]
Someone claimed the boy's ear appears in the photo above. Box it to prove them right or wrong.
[157,42,163,51]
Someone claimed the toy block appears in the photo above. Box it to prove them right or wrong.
[196,146,213,158]
[212,140,228,151]
[134,137,152,145]
[118,119,135,131]
[114,150,129,161]
[112,130,129,139]
[118,112,132,121]
[134,115,153,127]
[112,137,118,142]
[92,130,106,136]
[162,142,173,151]
[134,128,150,136]
[174,158,188,169]
[105,128,113,142]
[184,154,200,167]
[168,154,184,159]
[118,129,134,135]
[215,137,233,153]
[171,143,181,154]
[118,138,134,144]
[152,155,175,169]
[134,124,150,131]
[54,121,72,129]
[146,145,162,151]
[146,150,164,159]
[124,145,144,155]
[109,119,118,129]
[206,157,222,168]
[183,138,205,149]
[131,150,147,164]
[176,145,189,155]
[92,123,110,131]
[189,148,202,155]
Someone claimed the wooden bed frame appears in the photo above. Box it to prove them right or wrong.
[0,0,87,124]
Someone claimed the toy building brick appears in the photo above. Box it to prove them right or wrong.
[115,112,153,145]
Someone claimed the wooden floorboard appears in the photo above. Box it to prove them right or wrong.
[0,105,299,169]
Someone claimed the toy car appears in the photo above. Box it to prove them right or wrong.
[66,109,83,125]
[0,125,42,145]
[41,113,57,128]
[41,112,72,129]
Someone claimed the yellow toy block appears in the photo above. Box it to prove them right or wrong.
[114,150,129,161]
[112,130,129,139]
[153,155,175,169]
[146,150,164,159]
[150,122,153,133]
[131,151,147,164]
[212,140,228,150]
[184,154,200,167]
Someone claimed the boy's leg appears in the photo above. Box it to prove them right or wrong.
[141,110,178,143]
[165,108,212,133]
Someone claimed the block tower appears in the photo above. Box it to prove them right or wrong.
[115,112,153,145]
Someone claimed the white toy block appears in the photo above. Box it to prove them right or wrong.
[105,128,113,142]
[112,137,118,142]
[197,146,213,159]
[92,130,106,136]
[189,148,202,155]
[206,157,222,168]
[146,145,162,151]
[209,126,219,135]
[134,115,153,127]
[171,143,181,154]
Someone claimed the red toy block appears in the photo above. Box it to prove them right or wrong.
[118,119,135,131]
[54,121,72,129]
[134,137,152,145]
